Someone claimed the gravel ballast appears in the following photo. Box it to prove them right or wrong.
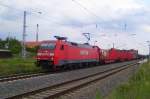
[58,62,140,99]
[0,60,138,99]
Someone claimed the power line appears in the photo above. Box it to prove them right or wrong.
[0,3,61,25]
[71,0,104,31]
[0,3,21,11]
[0,3,40,15]
[71,0,102,20]
[0,1,101,27]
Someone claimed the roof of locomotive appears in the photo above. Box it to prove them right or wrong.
[68,42,95,49]
[102,48,137,52]
[41,39,96,49]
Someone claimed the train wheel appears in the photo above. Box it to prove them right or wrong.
[73,64,78,69]
[62,65,67,70]
[53,65,60,71]
[79,63,83,68]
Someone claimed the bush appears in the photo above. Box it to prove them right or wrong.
[7,38,22,54]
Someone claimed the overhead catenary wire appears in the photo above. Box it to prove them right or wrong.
[0,3,23,12]
[0,3,63,25]
[71,0,135,37]
[71,0,140,50]
[71,0,103,42]
[72,0,106,29]
[71,0,102,20]
[0,1,103,27]
[0,3,42,16]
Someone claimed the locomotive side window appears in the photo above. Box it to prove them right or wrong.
[60,45,64,50]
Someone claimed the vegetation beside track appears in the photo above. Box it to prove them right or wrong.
[0,57,43,76]
[95,90,102,99]
[104,60,150,99]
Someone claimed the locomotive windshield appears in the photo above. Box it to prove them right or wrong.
[40,43,56,50]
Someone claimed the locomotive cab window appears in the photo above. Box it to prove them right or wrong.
[60,45,64,50]
[40,43,56,50]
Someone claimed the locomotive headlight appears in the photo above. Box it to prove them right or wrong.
[50,53,54,56]
[37,53,42,56]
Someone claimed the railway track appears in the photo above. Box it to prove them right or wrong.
[0,61,137,83]
[0,67,78,83]
[7,62,138,99]
[0,72,48,83]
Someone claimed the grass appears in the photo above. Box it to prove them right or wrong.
[106,60,150,99]
[95,90,103,99]
[0,57,43,76]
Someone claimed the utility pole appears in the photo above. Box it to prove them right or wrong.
[124,23,127,32]
[149,44,150,59]
[22,11,27,59]
[147,41,150,59]
[36,24,39,43]
[5,32,10,49]
[113,43,115,48]
[148,42,150,60]
[8,33,10,48]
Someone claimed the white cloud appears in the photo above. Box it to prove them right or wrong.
[0,0,149,54]
[140,24,150,33]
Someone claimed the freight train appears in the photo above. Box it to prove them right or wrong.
[36,36,138,70]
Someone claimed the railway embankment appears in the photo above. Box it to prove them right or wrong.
[106,59,149,99]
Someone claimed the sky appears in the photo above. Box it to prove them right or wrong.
[0,0,150,55]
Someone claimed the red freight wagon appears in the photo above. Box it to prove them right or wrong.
[107,48,120,63]
[117,50,137,61]
[100,48,120,63]
[117,50,127,61]
[36,36,100,70]
[126,51,132,60]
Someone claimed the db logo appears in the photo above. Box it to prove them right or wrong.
[80,50,89,55]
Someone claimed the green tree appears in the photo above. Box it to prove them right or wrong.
[6,37,22,54]
[0,38,5,49]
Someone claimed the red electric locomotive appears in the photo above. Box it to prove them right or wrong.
[36,36,100,70]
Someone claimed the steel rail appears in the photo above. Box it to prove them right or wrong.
[0,72,48,83]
